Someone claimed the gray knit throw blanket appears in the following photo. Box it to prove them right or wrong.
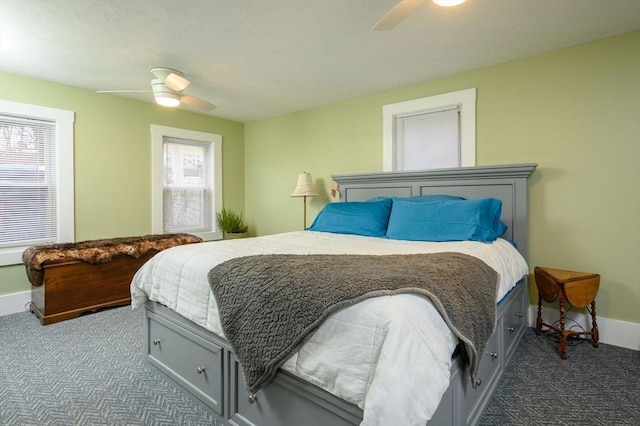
[208,252,498,394]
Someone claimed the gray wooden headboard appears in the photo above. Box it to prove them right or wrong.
[332,163,537,260]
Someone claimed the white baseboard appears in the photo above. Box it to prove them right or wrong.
[0,290,31,317]
[528,305,640,351]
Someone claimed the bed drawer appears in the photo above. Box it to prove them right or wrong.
[502,283,527,363]
[147,311,224,415]
[228,355,361,426]
[461,327,500,424]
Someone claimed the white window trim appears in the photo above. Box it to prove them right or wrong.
[0,100,75,266]
[151,124,222,241]
[382,88,476,171]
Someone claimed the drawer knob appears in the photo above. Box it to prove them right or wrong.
[153,339,161,345]
[490,351,498,360]
[197,366,206,374]
[248,393,258,404]
[515,312,524,318]
[507,326,515,333]
[475,378,482,387]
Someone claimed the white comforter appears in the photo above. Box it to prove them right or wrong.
[131,231,528,426]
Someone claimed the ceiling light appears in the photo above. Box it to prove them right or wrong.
[433,0,466,6]
[154,92,181,107]
[151,79,181,107]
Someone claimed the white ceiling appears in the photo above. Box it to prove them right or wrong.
[1,0,638,123]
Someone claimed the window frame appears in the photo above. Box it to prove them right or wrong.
[150,124,222,241]
[0,100,75,266]
[382,88,476,171]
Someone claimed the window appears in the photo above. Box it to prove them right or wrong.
[382,88,476,171]
[151,125,222,241]
[0,100,74,266]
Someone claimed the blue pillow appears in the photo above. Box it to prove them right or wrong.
[366,195,464,203]
[401,195,465,203]
[308,199,392,237]
[386,198,507,242]
[366,196,391,202]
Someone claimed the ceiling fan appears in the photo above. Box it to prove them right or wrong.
[97,67,216,111]
[373,0,466,31]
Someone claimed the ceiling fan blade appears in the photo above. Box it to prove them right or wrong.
[180,95,216,111]
[150,67,190,91]
[165,72,190,91]
[96,90,151,93]
[373,0,425,31]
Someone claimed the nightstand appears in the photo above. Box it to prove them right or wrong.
[534,266,601,360]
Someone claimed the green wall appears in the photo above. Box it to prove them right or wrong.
[245,32,640,324]
[0,72,245,295]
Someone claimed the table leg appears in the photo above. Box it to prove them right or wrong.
[590,300,599,348]
[536,294,543,335]
[559,296,567,360]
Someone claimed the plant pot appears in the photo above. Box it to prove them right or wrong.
[223,232,250,240]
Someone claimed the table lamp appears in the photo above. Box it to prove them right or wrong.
[291,172,319,228]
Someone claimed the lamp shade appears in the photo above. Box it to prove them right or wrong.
[291,172,319,197]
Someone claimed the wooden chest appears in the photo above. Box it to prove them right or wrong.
[24,233,202,325]
[29,252,157,325]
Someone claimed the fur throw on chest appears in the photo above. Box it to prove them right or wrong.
[23,233,202,286]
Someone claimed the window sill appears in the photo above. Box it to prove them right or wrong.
[0,247,27,267]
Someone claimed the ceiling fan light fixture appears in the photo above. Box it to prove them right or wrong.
[151,79,181,107]
[432,0,466,6]
[154,92,181,107]
[99,68,213,111]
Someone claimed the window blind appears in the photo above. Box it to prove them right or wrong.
[0,114,57,248]
[162,137,212,233]
[396,107,460,170]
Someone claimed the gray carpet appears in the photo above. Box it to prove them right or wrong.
[1,306,638,425]
[479,327,640,426]
[0,306,217,426]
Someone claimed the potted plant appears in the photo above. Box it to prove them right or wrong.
[215,208,249,239]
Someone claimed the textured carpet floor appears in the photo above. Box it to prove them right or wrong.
[1,306,638,425]
[0,306,217,426]
[479,327,640,425]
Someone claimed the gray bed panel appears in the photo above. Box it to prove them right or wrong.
[333,163,535,259]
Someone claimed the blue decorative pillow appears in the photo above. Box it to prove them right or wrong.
[367,195,464,203]
[308,199,392,237]
[386,198,507,242]
[366,196,391,202]
[401,195,465,203]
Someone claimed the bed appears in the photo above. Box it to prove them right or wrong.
[131,163,536,426]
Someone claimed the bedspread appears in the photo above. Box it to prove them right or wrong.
[131,231,528,426]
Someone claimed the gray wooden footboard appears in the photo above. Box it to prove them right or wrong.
[145,301,363,426]
[145,279,526,426]
[143,163,536,425]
